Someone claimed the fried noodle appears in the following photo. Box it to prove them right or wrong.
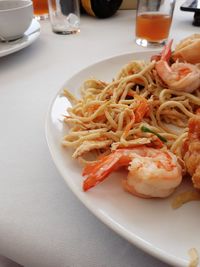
[62,59,200,162]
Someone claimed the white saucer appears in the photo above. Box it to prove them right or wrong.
[0,18,40,57]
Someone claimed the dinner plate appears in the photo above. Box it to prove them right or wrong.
[0,18,40,57]
[45,51,200,267]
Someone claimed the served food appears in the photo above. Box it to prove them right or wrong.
[173,34,200,64]
[183,113,200,189]
[62,34,200,199]
[83,146,182,198]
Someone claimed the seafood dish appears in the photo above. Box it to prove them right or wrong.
[62,34,200,200]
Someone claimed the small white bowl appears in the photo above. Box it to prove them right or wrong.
[0,0,33,41]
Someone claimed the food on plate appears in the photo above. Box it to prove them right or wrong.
[188,248,199,267]
[172,34,200,64]
[183,114,200,189]
[83,146,182,198]
[62,34,200,199]
[172,191,200,209]
[155,40,200,93]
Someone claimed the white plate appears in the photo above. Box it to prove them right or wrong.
[0,18,40,57]
[46,52,200,267]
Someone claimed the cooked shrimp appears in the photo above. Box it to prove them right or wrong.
[155,40,200,93]
[184,115,200,189]
[173,34,200,64]
[82,146,182,198]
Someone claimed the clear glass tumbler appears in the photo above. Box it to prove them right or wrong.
[135,0,176,47]
[48,0,80,34]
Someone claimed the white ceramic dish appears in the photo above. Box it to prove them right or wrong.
[0,18,40,57]
[0,0,33,41]
[45,51,200,267]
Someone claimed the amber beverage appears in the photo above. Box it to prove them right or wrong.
[135,0,176,47]
[33,0,49,20]
[136,13,172,42]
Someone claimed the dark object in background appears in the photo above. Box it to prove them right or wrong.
[60,0,73,15]
[180,0,200,26]
[81,0,123,18]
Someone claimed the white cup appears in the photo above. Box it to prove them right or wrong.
[0,0,33,41]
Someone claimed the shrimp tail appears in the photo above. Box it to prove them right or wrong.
[82,153,118,191]
[151,39,173,62]
[161,39,173,62]
[82,150,133,191]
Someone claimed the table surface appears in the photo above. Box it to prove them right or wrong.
[0,2,198,267]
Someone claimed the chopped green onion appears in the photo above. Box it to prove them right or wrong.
[141,126,167,143]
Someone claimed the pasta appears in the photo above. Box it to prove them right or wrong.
[62,58,200,162]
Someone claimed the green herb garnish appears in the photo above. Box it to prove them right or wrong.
[141,126,167,143]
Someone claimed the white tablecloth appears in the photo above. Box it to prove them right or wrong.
[0,2,197,267]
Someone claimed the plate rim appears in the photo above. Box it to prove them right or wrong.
[45,51,189,267]
[0,18,40,57]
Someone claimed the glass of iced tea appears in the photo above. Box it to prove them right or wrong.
[135,0,176,47]
[33,0,49,20]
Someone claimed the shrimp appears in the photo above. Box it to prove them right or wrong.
[184,114,200,189]
[82,146,182,198]
[173,34,200,64]
[155,40,200,93]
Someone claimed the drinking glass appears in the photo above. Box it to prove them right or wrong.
[32,0,49,20]
[48,0,80,34]
[135,0,176,47]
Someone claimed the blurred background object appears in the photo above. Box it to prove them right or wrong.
[0,0,33,41]
[32,0,48,20]
[80,0,123,18]
[180,0,200,26]
[120,0,137,9]
[48,0,80,34]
